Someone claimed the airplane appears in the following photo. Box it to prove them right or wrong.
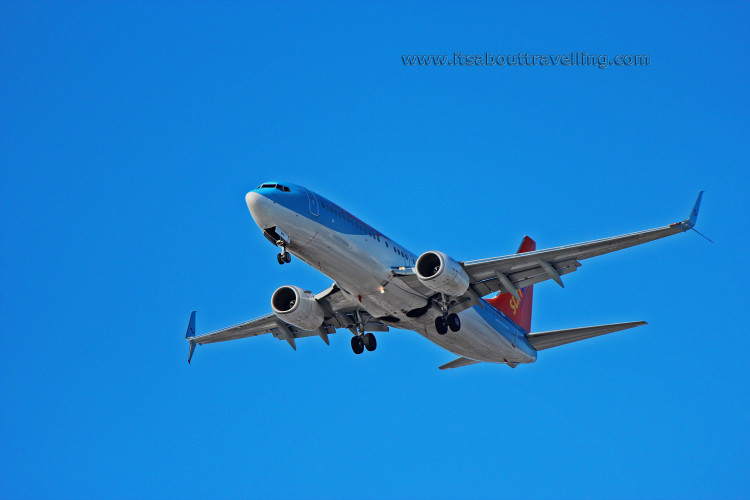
[185,183,704,370]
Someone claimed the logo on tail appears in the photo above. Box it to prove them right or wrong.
[508,288,527,315]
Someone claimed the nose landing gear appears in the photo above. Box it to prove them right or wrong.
[276,251,291,265]
[276,240,292,265]
[262,227,292,265]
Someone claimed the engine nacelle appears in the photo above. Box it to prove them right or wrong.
[415,251,471,296]
[271,285,325,331]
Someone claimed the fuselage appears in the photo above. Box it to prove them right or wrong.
[246,182,537,365]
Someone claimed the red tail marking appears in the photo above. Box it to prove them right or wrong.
[484,236,536,332]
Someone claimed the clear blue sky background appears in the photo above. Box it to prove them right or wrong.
[1,2,748,499]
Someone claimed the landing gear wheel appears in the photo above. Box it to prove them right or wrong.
[277,251,291,265]
[283,252,291,263]
[277,253,285,265]
[351,335,364,354]
[435,316,448,335]
[363,333,377,351]
[447,313,461,332]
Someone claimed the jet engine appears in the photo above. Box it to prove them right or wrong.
[271,285,325,331]
[415,251,471,296]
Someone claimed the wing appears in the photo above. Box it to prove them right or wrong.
[185,284,388,362]
[396,192,704,311]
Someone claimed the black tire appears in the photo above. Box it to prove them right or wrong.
[283,252,291,263]
[351,336,364,354]
[277,253,285,265]
[447,313,461,332]
[363,332,377,351]
[435,316,448,335]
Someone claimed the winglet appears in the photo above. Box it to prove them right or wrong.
[186,311,197,364]
[670,191,705,232]
[686,191,703,229]
[186,311,196,339]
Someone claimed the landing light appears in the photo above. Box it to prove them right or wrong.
[380,288,385,294]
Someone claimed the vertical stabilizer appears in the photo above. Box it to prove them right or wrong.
[484,236,535,332]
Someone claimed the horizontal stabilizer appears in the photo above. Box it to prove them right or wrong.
[439,356,481,370]
[526,321,647,351]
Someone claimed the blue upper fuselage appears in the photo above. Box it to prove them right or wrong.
[251,181,419,267]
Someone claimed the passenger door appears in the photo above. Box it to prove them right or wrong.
[303,187,320,216]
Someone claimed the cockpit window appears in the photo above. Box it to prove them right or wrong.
[257,183,290,192]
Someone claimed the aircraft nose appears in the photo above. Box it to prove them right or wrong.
[246,190,271,226]
[245,190,260,212]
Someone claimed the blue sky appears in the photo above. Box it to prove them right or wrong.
[1,2,748,499]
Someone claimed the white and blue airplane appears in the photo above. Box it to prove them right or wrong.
[185,183,704,370]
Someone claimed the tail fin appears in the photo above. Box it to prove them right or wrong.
[485,236,535,332]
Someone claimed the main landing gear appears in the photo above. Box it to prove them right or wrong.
[435,313,461,335]
[351,333,377,354]
[434,293,461,335]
